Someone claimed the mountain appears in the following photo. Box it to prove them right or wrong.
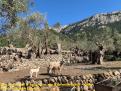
[62,11,121,33]
[59,11,121,50]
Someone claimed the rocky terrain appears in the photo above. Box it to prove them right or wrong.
[0,60,121,90]
[0,46,121,91]
[0,63,121,91]
[62,11,121,33]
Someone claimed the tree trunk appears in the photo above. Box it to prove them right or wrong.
[57,43,61,54]
[44,30,49,55]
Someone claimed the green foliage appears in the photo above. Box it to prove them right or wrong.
[61,20,121,50]
[0,0,31,30]
[0,37,8,47]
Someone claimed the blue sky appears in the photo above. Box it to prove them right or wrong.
[32,0,121,26]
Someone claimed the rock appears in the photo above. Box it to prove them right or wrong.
[27,86,33,91]
[0,68,3,73]
[88,85,94,91]
[57,76,62,84]
[0,83,7,91]
[63,11,121,33]
[42,79,48,84]
[88,79,93,83]
[33,85,40,91]
[15,82,21,88]
[8,68,19,72]
[50,86,60,91]
[108,71,114,77]
[81,75,87,80]
[53,77,58,83]
[62,76,68,83]
[113,71,120,76]
[83,85,89,91]
[37,80,42,86]
[49,78,55,84]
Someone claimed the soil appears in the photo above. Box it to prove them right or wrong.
[0,61,121,83]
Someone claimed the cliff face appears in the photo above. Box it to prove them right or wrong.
[62,11,121,33]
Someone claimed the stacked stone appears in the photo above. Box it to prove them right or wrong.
[0,58,48,72]
[0,70,121,91]
[37,70,121,91]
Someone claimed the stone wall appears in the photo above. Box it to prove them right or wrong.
[0,70,121,91]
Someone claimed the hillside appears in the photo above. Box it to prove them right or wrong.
[60,11,121,50]
[62,11,121,33]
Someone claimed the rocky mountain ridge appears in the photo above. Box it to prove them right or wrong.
[63,11,121,33]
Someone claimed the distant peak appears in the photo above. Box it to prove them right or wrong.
[62,10,121,33]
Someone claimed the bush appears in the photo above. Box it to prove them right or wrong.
[105,55,116,61]
[105,54,121,61]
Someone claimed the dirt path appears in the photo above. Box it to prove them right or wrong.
[0,61,121,83]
